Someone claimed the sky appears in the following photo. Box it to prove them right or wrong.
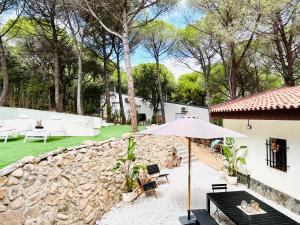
[129,1,203,79]
[1,1,203,79]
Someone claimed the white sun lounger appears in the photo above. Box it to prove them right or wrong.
[0,128,15,143]
[15,114,33,136]
[44,116,67,137]
[24,129,48,144]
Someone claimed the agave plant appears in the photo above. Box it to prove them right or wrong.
[222,138,247,177]
[112,138,146,193]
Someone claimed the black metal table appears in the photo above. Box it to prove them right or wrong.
[207,191,299,225]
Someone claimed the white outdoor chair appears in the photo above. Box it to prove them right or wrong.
[44,116,67,137]
[0,121,18,143]
[0,128,14,143]
[15,114,33,136]
[24,129,48,144]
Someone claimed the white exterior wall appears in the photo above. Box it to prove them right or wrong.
[224,119,300,200]
[111,93,154,122]
[0,107,103,136]
[164,102,209,122]
[110,93,209,122]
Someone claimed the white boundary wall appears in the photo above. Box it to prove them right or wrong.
[223,119,300,200]
[0,107,103,136]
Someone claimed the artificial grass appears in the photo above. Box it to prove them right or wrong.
[0,125,145,169]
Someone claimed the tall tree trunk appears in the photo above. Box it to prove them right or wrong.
[103,51,111,121]
[65,10,84,115]
[155,57,165,124]
[229,63,237,99]
[116,52,126,124]
[54,43,62,112]
[0,36,9,106]
[229,43,237,99]
[273,17,295,86]
[284,43,295,86]
[101,35,112,121]
[122,14,137,132]
[76,50,84,114]
[203,67,211,121]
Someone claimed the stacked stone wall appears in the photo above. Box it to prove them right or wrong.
[0,135,176,225]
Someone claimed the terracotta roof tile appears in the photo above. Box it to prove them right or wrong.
[210,86,300,113]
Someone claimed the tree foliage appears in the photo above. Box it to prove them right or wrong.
[133,63,176,113]
[172,72,205,106]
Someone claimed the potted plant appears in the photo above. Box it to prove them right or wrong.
[112,137,146,202]
[222,138,247,185]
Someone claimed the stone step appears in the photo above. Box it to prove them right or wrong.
[179,154,196,160]
[181,157,198,164]
[177,149,188,154]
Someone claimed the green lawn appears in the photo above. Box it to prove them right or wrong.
[0,125,144,169]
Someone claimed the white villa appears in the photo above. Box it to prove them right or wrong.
[211,86,300,214]
[110,92,209,123]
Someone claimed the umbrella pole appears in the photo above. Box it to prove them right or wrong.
[188,137,191,220]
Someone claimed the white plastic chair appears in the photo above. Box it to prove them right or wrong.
[24,129,48,144]
[15,114,33,136]
[44,116,67,137]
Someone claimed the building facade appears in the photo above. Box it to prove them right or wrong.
[211,86,300,214]
[110,92,209,123]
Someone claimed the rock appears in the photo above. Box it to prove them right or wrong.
[44,195,57,206]
[10,196,25,210]
[28,192,43,206]
[0,176,8,187]
[0,156,35,177]
[8,188,21,201]
[0,189,7,199]
[39,167,49,176]
[78,198,88,210]
[99,165,106,172]
[24,204,40,218]
[0,212,25,225]
[60,178,69,187]
[49,182,59,194]
[81,183,92,191]
[0,204,8,212]
[23,164,36,175]
[11,168,23,178]
[99,177,108,183]
[83,204,93,217]
[48,168,62,180]
[84,210,96,224]
[56,213,69,220]
[22,177,36,188]
[7,176,19,186]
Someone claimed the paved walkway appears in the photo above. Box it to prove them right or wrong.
[96,161,300,225]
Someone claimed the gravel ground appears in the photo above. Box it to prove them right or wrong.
[96,161,300,225]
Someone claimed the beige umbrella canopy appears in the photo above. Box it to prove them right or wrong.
[139,117,247,223]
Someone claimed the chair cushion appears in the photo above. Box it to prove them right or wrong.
[143,181,157,191]
[147,164,160,175]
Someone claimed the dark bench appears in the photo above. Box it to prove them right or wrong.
[192,209,218,225]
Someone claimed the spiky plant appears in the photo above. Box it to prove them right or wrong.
[112,138,146,193]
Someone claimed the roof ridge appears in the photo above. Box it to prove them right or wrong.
[210,85,300,112]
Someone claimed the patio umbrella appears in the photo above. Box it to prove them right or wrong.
[139,117,247,223]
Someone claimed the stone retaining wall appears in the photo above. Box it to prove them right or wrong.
[0,135,176,225]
